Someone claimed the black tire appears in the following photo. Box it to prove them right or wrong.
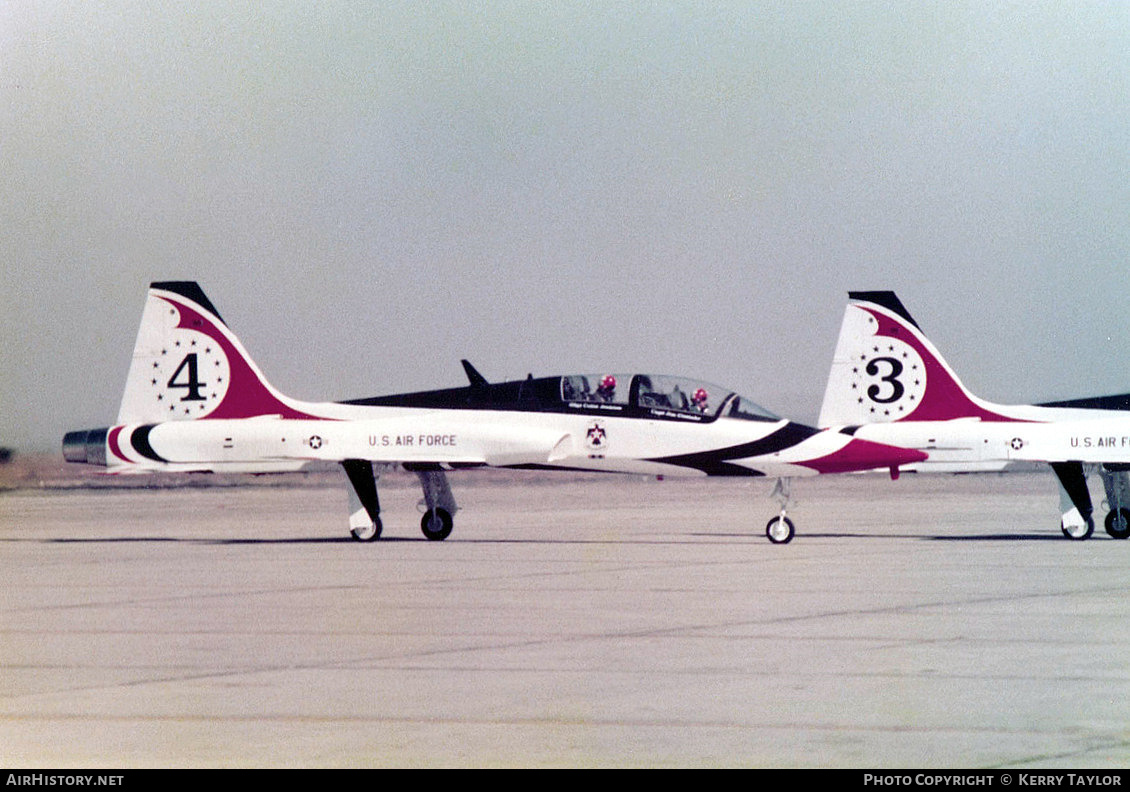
[765,515,795,544]
[351,517,382,542]
[1105,508,1130,540]
[1061,516,1094,541]
[421,508,453,541]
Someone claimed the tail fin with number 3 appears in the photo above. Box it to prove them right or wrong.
[818,291,1016,427]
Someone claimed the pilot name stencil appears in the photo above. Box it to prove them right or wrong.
[568,401,623,412]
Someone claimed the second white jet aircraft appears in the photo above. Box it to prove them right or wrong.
[820,291,1130,540]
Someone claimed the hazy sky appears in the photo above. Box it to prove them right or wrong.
[3,2,1129,450]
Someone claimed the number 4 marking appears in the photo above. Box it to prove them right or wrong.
[167,354,208,401]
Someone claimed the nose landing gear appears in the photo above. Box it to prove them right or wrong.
[765,478,796,544]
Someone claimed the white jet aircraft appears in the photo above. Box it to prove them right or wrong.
[820,291,1130,540]
[63,282,927,544]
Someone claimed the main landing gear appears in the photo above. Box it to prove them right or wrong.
[351,520,382,542]
[765,477,796,544]
[421,507,454,541]
[343,459,383,541]
[1104,508,1130,540]
[416,468,456,541]
[1101,469,1130,540]
[1060,515,1094,541]
[1053,463,1130,541]
[341,460,459,541]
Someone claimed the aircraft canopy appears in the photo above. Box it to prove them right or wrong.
[560,374,779,421]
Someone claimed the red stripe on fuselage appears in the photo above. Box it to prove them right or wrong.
[107,425,128,463]
[799,437,928,475]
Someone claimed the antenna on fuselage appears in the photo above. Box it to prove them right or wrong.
[461,360,489,388]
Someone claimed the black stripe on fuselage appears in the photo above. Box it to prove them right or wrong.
[644,422,819,476]
[130,425,168,463]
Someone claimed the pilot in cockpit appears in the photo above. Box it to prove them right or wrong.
[692,387,709,413]
[596,375,617,402]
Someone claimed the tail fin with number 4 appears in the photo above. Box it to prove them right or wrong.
[116,281,317,424]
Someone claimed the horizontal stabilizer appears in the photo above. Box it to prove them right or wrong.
[1038,393,1130,412]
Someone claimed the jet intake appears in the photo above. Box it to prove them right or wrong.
[62,428,109,466]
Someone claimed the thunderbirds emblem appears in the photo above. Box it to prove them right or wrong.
[585,421,608,451]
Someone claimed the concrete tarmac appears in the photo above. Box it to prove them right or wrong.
[1,470,1128,768]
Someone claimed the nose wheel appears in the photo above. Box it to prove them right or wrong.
[765,477,796,544]
[766,515,795,544]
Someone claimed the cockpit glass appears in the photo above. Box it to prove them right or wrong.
[561,374,630,405]
[560,373,779,421]
[634,375,722,415]
[726,395,780,422]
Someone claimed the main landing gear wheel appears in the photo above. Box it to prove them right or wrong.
[351,518,382,542]
[421,508,454,541]
[1105,508,1130,540]
[1061,516,1094,541]
[766,515,795,545]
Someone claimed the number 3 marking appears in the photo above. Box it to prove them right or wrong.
[866,357,904,404]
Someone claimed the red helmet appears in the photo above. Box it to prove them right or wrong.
[693,388,708,404]
[600,375,617,390]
